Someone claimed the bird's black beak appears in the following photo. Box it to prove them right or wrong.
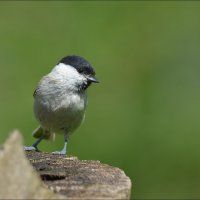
[87,75,99,83]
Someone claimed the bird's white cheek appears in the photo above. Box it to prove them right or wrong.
[51,63,87,90]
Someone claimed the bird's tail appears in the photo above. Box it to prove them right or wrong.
[32,126,55,141]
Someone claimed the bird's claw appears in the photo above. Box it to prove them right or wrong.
[24,146,39,151]
[52,150,66,155]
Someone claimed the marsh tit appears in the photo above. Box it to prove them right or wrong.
[24,55,99,155]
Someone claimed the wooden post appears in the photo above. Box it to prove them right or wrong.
[0,130,132,199]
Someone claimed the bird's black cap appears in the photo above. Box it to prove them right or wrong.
[58,55,95,76]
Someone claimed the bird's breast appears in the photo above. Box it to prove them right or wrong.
[34,91,87,133]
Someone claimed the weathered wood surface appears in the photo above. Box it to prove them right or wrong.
[26,151,132,199]
[0,130,132,199]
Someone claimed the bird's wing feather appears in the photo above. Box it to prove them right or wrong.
[33,89,37,97]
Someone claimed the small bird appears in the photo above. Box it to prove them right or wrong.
[24,55,99,155]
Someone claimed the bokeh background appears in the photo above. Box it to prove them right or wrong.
[0,1,200,199]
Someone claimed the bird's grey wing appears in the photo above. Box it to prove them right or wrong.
[33,74,60,98]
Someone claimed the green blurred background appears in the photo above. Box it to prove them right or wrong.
[0,1,200,199]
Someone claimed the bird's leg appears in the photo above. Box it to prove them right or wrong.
[24,131,46,152]
[52,132,68,155]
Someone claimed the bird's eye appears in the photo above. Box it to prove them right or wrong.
[78,69,84,74]
[81,71,88,76]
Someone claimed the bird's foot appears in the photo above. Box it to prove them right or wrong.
[24,146,39,151]
[52,150,66,155]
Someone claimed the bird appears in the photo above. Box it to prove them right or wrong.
[24,55,99,155]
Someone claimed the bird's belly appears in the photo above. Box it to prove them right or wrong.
[34,93,86,133]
